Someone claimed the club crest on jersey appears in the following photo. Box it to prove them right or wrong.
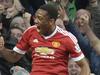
[52,41,61,48]
[33,39,39,43]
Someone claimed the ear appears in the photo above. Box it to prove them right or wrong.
[49,18,55,24]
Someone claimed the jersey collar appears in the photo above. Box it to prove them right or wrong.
[43,26,58,39]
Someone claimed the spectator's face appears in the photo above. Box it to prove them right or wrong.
[75,9,90,34]
[68,60,81,75]
[0,0,13,9]
[6,6,18,19]
[11,28,23,41]
[0,4,5,14]
[35,9,54,36]
[11,17,29,31]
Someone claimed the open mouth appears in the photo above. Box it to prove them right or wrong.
[35,23,40,30]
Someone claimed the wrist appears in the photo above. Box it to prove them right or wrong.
[92,39,100,48]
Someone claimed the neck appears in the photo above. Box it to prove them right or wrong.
[43,25,56,36]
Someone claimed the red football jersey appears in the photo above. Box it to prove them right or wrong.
[13,26,84,75]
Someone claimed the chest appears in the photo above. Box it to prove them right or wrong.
[28,33,70,56]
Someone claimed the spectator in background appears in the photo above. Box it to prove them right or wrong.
[54,2,99,74]
[1,0,31,31]
[10,26,31,72]
[0,4,4,14]
[0,6,31,75]
[10,16,31,31]
[75,0,100,38]
[89,0,100,38]
[0,0,13,9]
[68,58,95,75]
[75,9,100,75]
[0,3,90,75]
[0,14,13,75]
[1,0,22,33]
[68,59,81,75]
[10,26,23,42]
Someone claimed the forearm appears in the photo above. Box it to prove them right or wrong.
[80,65,90,75]
[0,47,23,63]
[84,25,100,54]
[77,58,90,75]
[85,25,98,43]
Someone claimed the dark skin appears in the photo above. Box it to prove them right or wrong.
[35,9,56,36]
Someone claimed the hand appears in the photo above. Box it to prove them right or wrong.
[58,6,69,21]
[75,9,91,33]
[75,9,91,27]
[0,36,5,51]
[0,4,5,14]
[78,14,89,26]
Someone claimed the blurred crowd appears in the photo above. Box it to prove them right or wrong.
[0,0,100,75]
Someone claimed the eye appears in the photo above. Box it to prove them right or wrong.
[37,16,44,21]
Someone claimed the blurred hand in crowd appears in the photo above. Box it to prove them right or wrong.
[75,9,90,33]
[58,5,69,21]
[0,4,5,14]
[0,36,5,51]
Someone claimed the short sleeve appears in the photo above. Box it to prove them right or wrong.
[13,28,31,54]
[67,32,85,61]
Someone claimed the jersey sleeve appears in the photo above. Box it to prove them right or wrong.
[13,28,31,54]
[67,32,85,61]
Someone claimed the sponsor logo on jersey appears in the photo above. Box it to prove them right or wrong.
[35,47,55,59]
[35,47,55,55]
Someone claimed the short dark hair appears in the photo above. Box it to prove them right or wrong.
[39,3,58,20]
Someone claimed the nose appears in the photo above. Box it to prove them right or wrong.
[34,18,38,24]
[34,18,41,24]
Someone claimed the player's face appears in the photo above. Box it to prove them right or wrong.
[35,9,53,36]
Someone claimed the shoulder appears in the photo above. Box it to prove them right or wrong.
[57,26,77,43]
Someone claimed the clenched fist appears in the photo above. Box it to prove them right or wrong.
[75,9,90,26]
[75,9,91,33]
